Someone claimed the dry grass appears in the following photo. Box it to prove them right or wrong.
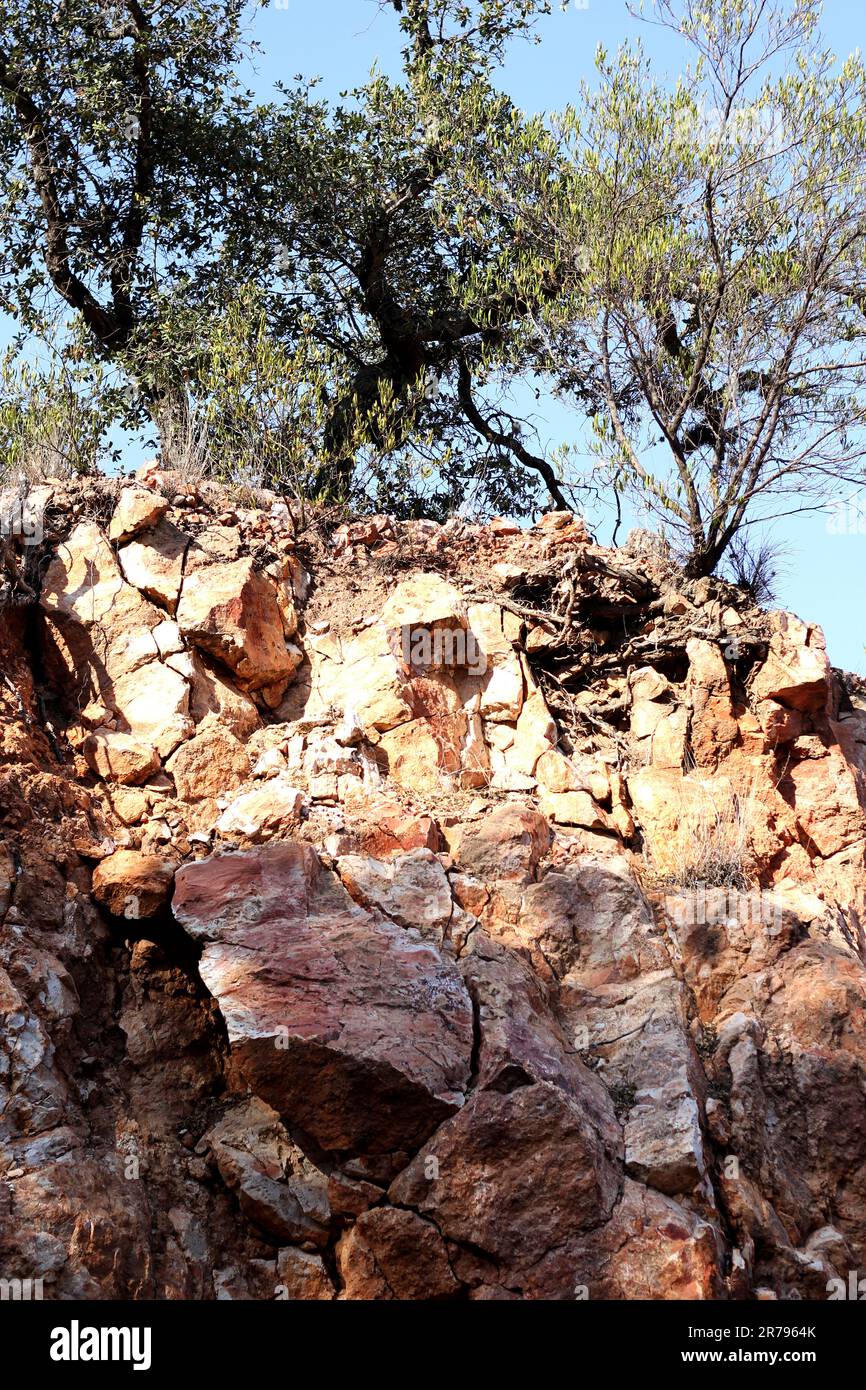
[0,421,94,486]
[153,402,211,483]
[643,771,762,891]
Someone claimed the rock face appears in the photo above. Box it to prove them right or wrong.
[388,1081,622,1299]
[4,476,866,1301]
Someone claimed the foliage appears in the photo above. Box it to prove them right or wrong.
[461,0,866,571]
[0,350,115,480]
[722,533,788,607]
[0,0,262,423]
[2,0,866,559]
[227,0,575,512]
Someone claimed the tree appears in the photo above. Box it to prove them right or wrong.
[238,0,577,514]
[0,0,263,436]
[463,0,866,573]
[0,0,582,514]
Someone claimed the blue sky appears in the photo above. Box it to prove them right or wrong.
[5,1,866,670]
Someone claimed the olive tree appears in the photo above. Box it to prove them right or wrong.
[464,0,866,572]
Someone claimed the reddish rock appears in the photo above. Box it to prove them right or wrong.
[337,849,453,941]
[172,843,474,1154]
[517,854,659,982]
[686,637,739,767]
[787,748,866,857]
[571,1180,724,1299]
[460,929,617,1104]
[177,557,299,691]
[449,802,551,884]
[276,1247,335,1300]
[388,1081,622,1299]
[10,483,866,1305]
[204,1098,330,1248]
[337,1208,460,1300]
[756,698,804,746]
[358,811,441,857]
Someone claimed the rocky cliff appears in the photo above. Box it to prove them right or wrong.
[1,472,865,1301]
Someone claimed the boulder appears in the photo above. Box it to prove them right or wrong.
[388,1081,621,1299]
[569,1179,723,1299]
[337,1208,460,1301]
[189,652,261,740]
[177,557,299,691]
[276,1248,335,1301]
[517,854,660,982]
[507,690,556,777]
[203,1098,330,1248]
[538,788,609,830]
[40,523,166,701]
[449,803,551,884]
[111,661,193,759]
[172,842,474,1154]
[166,727,251,802]
[108,487,169,544]
[307,623,413,733]
[460,929,614,1100]
[381,573,467,672]
[83,729,160,786]
[337,849,454,943]
[750,613,831,713]
[756,698,804,746]
[464,602,524,721]
[92,849,175,919]
[379,713,488,792]
[686,638,739,767]
[787,748,866,857]
[118,518,189,612]
[214,779,304,841]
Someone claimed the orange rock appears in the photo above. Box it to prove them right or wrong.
[92,848,175,919]
[83,728,160,786]
[166,726,251,802]
[108,486,169,543]
[750,612,831,713]
[177,557,299,691]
